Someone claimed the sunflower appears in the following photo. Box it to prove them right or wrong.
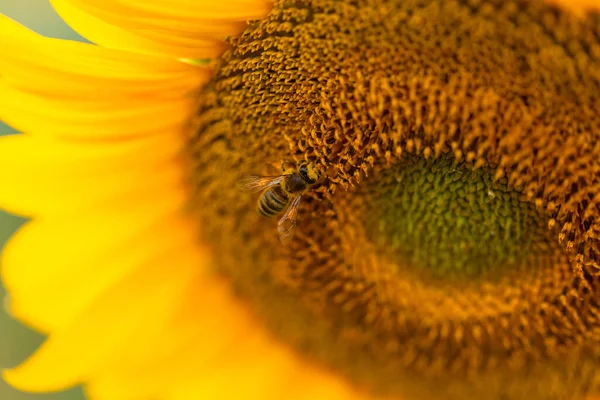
[1,0,600,399]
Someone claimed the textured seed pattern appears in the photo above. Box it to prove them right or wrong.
[188,1,600,398]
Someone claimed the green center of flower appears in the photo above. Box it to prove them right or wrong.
[188,0,600,399]
[366,154,549,280]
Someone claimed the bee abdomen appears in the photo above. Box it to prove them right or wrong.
[258,189,287,217]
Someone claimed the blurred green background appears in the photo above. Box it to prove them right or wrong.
[1,1,85,399]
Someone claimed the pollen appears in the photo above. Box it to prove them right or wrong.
[188,0,600,399]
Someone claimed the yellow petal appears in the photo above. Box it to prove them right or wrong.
[0,16,204,139]
[74,0,274,20]
[0,15,211,100]
[168,356,358,400]
[0,82,195,139]
[0,134,184,216]
[3,244,202,392]
[82,278,282,399]
[0,13,206,80]
[49,0,229,58]
[81,277,358,400]
[55,0,275,60]
[4,215,196,332]
[62,0,274,42]
[2,177,192,330]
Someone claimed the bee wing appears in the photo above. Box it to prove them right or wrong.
[277,194,302,245]
[237,175,286,193]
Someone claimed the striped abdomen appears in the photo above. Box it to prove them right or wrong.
[258,187,288,217]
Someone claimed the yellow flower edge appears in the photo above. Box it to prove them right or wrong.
[0,2,360,399]
[1,0,600,399]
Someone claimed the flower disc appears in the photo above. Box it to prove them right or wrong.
[188,0,600,399]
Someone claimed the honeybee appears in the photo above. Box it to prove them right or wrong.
[238,162,319,244]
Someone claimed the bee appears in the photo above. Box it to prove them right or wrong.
[238,162,320,244]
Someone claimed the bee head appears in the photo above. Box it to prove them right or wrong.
[299,162,319,185]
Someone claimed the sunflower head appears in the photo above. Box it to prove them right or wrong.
[1,0,600,399]
[189,0,600,398]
